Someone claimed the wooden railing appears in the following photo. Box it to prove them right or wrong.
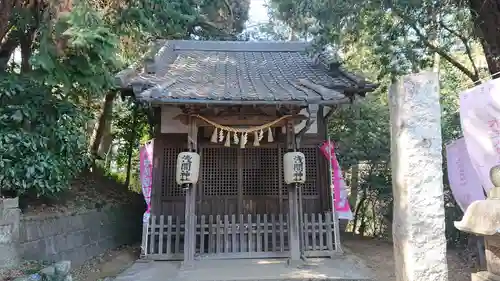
[143,212,337,260]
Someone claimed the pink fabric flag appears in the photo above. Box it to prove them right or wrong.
[139,140,154,223]
[319,141,353,220]
[460,78,500,193]
[445,138,485,211]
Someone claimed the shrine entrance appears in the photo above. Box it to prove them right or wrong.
[144,139,337,260]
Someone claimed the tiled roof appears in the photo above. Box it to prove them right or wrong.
[116,40,376,104]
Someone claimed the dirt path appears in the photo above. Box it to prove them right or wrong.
[343,236,473,281]
[72,245,140,281]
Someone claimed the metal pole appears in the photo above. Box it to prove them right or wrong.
[327,134,343,253]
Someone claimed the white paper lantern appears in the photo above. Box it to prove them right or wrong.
[176,152,200,185]
[283,152,306,184]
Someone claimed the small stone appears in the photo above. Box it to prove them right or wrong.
[54,261,71,276]
[39,265,55,278]
[63,275,73,281]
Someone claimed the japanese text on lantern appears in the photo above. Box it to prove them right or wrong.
[180,154,193,182]
[292,155,304,181]
[488,118,500,155]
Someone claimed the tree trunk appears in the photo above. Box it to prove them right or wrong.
[352,191,366,234]
[90,92,116,158]
[469,0,500,76]
[125,104,139,188]
[349,164,359,207]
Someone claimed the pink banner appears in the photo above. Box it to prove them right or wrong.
[320,141,353,220]
[445,138,485,211]
[460,79,500,193]
[140,140,154,223]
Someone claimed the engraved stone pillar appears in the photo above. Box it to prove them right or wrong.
[389,72,448,281]
[455,165,500,281]
[0,197,20,269]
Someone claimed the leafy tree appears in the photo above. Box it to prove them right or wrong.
[0,0,250,197]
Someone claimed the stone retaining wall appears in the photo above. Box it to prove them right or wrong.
[19,205,142,266]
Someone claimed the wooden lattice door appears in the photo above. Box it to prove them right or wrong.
[241,147,283,215]
[199,145,285,216]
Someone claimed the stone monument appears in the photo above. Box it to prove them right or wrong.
[389,71,448,281]
[455,165,500,281]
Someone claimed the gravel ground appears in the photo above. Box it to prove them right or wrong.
[343,236,473,281]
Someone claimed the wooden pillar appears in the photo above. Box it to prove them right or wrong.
[286,120,301,263]
[389,72,448,281]
[183,115,198,267]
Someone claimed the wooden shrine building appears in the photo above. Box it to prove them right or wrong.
[116,40,376,265]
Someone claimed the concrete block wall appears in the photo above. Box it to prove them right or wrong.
[19,205,142,266]
[0,198,21,268]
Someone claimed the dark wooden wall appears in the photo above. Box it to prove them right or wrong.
[150,133,332,219]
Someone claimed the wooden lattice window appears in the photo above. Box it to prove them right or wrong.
[162,147,185,197]
[242,147,280,196]
[201,147,238,196]
[300,147,319,196]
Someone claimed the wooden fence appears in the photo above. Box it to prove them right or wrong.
[143,212,336,260]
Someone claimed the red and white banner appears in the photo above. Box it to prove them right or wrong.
[139,140,154,223]
[445,138,485,211]
[459,78,500,194]
[320,141,353,220]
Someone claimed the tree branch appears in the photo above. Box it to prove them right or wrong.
[0,31,19,71]
[393,10,479,82]
[439,20,480,79]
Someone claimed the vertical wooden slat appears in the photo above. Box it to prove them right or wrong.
[231,214,237,253]
[149,215,156,254]
[279,213,284,252]
[158,215,165,254]
[208,215,214,253]
[166,216,172,255]
[248,214,253,253]
[263,214,269,252]
[271,214,277,252]
[237,149,243,214]
[194,215,198,255]
[141,218,149,256]
[303,214,309,251]
[224,215,230,253]
[325,212,334,251]
[256,214,262,252]
[239,214,245,252]
[200,215,205,254]
[175,216,181,254]
[286,213,290,251]
[311,213,317,251]
[278,146,284,214]
[216,215,221,254]
[318,213,324,250]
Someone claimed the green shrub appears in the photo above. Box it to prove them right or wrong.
[0,74,90,197]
